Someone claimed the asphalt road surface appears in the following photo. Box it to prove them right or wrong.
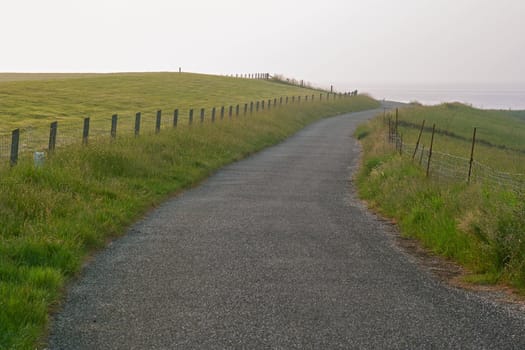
[48,104,525,349]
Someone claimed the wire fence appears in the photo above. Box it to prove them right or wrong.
[386,109,525,191]
[1,90,357,166]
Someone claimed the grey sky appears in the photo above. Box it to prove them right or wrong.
[1,0,524,88]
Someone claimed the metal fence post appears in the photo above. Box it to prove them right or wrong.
[412,120,425,160]
[426,124,436,177]
[468,127,477,183]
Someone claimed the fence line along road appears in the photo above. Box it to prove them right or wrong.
[385,109,525,191]
[1,90,359,167]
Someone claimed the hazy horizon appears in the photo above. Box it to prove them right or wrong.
[1,0,524,90]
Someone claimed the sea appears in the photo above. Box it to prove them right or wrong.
[353,85,525,110]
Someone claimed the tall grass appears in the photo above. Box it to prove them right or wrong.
[0,95,379,349]
[356,103,525,294]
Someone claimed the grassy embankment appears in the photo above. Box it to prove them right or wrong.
[0,72,379,349]
[0,72,341,155]
[356,102,525,291]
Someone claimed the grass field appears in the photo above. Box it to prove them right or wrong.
[356,103,525,295]
[0,72,337,162]
[0,73,379,349]
[0,72,324,133]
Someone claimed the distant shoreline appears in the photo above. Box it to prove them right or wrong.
[361,85,525,110]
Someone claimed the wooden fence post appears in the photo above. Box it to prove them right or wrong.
[236,104,239,117]
[388,118,392,144]
[395,108,399,136]
[468,127,477,184]
[189,109,193,125]
[250,102,253,114]
[244,103,248,115]
[135,112,141,137]
[395,128,399,152]
[256,101,259,112]
[229,105,233,119]
[212,107,216,122]
[268,99,271,110]
[261,100,265,110]
[286,96,289,104]
[82,117,90,145]
[412,120,425,160]
[173,109,178,128]
[292,96,295,104]
[200,108,205,123]
[10,129,19,166]
[426,124,436,177]
[110,115,117,140]
[49,121,58,151]
[156,110,162,133]
[280,97,283,105]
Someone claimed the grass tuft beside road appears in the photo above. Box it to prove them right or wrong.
[0,92,379,349]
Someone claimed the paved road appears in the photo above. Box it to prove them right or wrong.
[49,105,525,349]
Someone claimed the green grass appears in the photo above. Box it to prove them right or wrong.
[0,72,325,133]
[0,72,337,158]
[0,80,379,350]
[389,103,525,173]
[356,103,525,294]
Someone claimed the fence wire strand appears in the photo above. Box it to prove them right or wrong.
[387,119,524,190]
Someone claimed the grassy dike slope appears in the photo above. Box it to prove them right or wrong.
[0,80,378,348]
[0,72,325,132]
[355,103,525,295]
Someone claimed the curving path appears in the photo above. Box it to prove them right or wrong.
[49,104,525,349]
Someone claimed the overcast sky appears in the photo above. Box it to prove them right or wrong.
[1,0,524,88]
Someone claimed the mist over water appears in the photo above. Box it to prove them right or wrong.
[354,84,525,110]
